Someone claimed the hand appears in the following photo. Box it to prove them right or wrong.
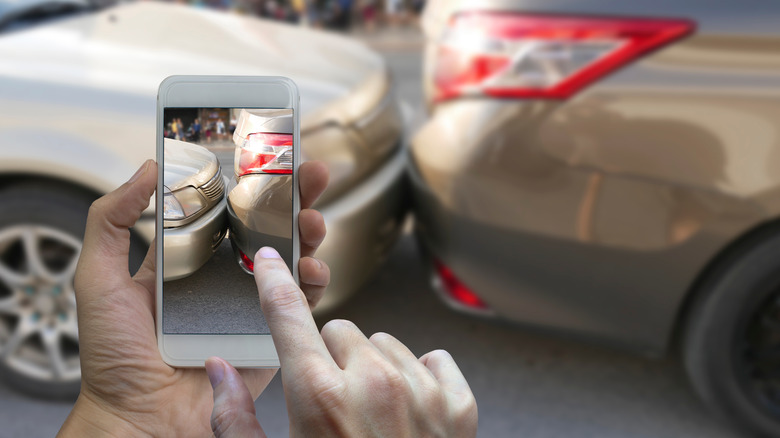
[58,159,330,437]
[205,248,478,437]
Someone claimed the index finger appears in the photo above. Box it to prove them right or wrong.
[253,246,336,373]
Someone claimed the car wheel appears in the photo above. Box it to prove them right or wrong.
[684,228,780,438]
[0,183,146,399]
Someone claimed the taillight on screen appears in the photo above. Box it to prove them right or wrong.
[237,132,293,177]
[434,260,490,311]
[239,249,254,272]
[434,13,694,101]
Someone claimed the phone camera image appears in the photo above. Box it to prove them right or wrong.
[162,107,294,335]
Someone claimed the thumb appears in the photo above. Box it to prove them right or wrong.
[75,159,156,294]
[207,357,267,438]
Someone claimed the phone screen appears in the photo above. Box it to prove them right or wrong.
[161,107,294,335]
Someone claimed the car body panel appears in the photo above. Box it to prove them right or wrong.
[227,174,294,273]
[226,108,295,274]
[316,145,408,314]
[163,138,220,192]
[163,196,228,281]
[308,88,405,206]
[233,109,293,140]
[162,139,227,280]
[412,0,780,354]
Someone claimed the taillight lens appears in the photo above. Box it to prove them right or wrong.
[434,12,694,101]
[237,132,293,177]
[434,260,490,311]
[239,249,254,273]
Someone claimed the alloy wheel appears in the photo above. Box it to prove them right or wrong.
[0,225,81,383]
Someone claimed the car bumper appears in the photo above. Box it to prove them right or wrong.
[410,158,678,356]
[408,99,764,355]
[163,197,228,281]
[314,145,409,314]
[226,174,295,274]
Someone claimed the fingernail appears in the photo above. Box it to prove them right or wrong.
[128,160,149,184]
[257,247,281,259]
[206,357,225,388]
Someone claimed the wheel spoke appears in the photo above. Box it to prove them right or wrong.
[42,328,66,379]
[0,295,20,315]
[22,228,56,282]
[40,227,82,284]
[0,316,35,359]
[60,317,79,341]
[62,252,81,282]
[0,261,30,288]
[64,285,77,309]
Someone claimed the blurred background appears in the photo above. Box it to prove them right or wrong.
[2,0,780,436]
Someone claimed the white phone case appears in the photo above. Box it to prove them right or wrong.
[156,76,300,367]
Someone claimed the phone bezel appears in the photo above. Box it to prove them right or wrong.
[156,75,300,367]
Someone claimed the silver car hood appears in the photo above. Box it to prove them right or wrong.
[0,1,384,118]
[163,138,219,191]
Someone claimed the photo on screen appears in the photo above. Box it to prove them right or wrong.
[161,107,294,335]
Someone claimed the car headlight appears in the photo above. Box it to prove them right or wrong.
[163,186,207,221]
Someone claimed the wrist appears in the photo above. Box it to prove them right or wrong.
[58,392,152,438]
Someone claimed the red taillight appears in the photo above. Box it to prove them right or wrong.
[239,249,254,272]
[434,13,694,101]
[434,260,489,310]
[237,132,293,177]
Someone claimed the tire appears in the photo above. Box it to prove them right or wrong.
[0,183,146,399]
[684,228,780,438]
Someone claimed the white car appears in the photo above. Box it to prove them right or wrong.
[0,0,407,398]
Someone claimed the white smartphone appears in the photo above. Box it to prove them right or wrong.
[155,76,300,367]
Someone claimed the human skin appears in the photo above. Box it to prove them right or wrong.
[58,159,478,437]
[58,160,330,437]
[204,251,478,436]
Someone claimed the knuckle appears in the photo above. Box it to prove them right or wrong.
[299,258,330,290]
[368,331,394,344]
[318,258,331,279]
[419,381,445,409]
[430,349,453,361]
[320,319,357,337]
[88,197,108,218]
[210,403,243,436]
[369,361,408,398]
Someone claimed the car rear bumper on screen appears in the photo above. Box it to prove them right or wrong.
[226,173,295,274]
[226,144,408,314]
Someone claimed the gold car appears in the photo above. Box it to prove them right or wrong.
[411,1,780,437]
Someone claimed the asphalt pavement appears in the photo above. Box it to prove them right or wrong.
[0,234,743,437]
[0,27,747,438]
